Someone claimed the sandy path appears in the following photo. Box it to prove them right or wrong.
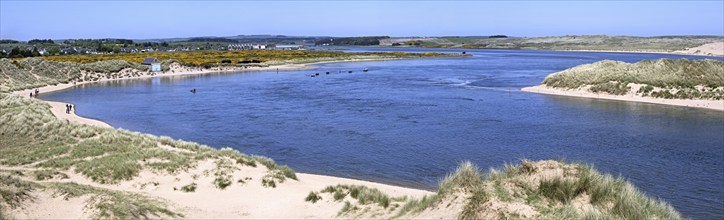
[522,85,724,111]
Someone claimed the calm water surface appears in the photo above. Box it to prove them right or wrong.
[43,48,724,219]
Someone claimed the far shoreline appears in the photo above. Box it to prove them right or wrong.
[10,57,431,127]
[521,85,724,111]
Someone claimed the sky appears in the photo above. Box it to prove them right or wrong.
[0,0,723,40]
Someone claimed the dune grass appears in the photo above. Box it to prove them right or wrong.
[0,94,296,186]
[541,58,724,99]
[48,182,182,219]
[0,175,35,210]
[398,35,724,53]
[308,160,681,219]
[0,93,302,217]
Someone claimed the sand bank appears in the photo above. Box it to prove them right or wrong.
[522,85,724,111]
[555,42,724,57]
[674,42,724,56]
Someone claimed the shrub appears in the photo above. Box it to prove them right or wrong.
[180,183,197,192]
[305,191,322,203]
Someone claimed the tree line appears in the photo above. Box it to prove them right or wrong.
[1,47,42,58]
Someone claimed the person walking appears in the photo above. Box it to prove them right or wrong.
[65,104,70,114]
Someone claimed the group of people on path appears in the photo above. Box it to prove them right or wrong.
[65,104,74,114]
[29,88,39,98]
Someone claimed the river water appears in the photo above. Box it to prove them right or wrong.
[43,48,724,218]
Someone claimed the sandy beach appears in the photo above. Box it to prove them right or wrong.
[555,42,724,57]
[522,85,724,111]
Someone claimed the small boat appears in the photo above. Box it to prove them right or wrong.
[348,71,353,73]
[315,73,320,76]
[326,72,330,74]
[363,68,369,72]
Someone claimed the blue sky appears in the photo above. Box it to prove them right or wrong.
[1,0,722,40]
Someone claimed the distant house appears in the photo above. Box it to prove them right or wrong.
[141,58,161,72]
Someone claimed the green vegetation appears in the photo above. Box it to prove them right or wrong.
[308,160,681,219]
[305,191,322,203]
[0,94,296,184]
[542,58,724,99]
[0,40,20,44]
[383,35,724,53]
[32,170,69,181]
[180,183,197,192]
[49,182,182,219]
[1,173,182,219]
[0,175,34,209]
[0,93,302,217]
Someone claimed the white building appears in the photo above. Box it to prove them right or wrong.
[141,58,161,72]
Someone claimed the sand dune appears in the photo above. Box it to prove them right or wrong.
[675,42,724,56]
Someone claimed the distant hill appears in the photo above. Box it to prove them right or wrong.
[380,35,724,55]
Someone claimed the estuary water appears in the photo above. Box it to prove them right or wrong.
[43,48,724,218]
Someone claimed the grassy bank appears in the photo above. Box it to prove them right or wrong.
[307,160,681,219]
[540,58,724,99]
[0,93,295,218]
[382,35,724,54]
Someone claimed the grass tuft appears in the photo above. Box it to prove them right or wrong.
[439,161,484,195]
[180,183,197,193]
[305,191,322,203]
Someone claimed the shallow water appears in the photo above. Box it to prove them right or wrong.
[43,48,724,218]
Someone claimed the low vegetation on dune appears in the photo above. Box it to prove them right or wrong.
[308,160,681,219]
[0,93,297,218]
[541,58,724,99]
[383,35,724,54]
[0,58,157,92]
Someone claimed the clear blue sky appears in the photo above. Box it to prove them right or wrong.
[1,0,722,40]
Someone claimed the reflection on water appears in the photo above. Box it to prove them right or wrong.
[43,48,724,219]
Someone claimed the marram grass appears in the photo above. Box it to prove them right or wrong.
[542,58,724,99]
[309,160,682,219]
[0,93,301,218]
